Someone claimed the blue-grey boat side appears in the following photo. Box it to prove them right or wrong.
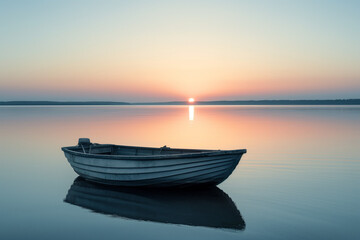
[62,138,247,187]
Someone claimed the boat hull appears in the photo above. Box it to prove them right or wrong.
[62,144,246,187]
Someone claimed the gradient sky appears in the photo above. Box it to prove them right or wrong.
[0,0,359,101]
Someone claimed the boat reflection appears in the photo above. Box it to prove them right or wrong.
[64,177,245,230]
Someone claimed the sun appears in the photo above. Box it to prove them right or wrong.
[188,98,195,103]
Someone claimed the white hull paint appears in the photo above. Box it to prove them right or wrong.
[62,140,246,187]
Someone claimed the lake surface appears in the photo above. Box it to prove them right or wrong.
[0,105,359,239]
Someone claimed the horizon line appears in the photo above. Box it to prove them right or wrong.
[0,99,360,106]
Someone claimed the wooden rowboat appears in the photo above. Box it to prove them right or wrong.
[62,138,246,187]
[64,177,246,230]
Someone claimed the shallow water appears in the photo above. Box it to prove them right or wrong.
[0,105,359,239]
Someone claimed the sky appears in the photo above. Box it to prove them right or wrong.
[0,0,359,102]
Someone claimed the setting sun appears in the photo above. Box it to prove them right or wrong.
[188,98,195,103]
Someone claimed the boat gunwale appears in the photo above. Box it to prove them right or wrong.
[61,144,247,160]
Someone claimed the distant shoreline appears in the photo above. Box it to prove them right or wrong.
[0,99,360,106]
[0,101,131,106]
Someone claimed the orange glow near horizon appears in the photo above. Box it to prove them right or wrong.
[3,105,359,157]
[188,98,195,103]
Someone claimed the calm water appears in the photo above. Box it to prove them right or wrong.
[0,105,359,239]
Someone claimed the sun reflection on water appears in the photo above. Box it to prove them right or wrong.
[189,106,194,121]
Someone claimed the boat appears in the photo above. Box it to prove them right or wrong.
[62,138,246,187]
[64,177,246,230]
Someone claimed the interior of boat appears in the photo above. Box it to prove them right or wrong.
[69,143,209,156]
[66,138,211,156]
